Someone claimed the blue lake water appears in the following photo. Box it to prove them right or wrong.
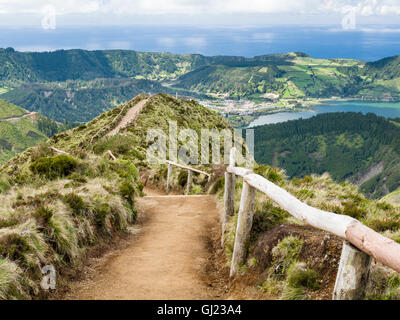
[248,101,400,127]
[0,25,400,61]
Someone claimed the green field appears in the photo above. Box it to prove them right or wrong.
[0,99,26,118]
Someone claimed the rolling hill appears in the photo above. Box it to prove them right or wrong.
[0,99,50,163]
[1,49,400,123]
[253,112,400,199]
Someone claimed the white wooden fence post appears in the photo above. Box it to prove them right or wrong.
[333,241,371,300]
[230,181,256,277]
[166,163,172,193]
[186,170,193,194]
[222,148,236,246]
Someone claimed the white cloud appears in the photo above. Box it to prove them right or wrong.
[157,37,176,47]
[0,0,399,21]
[183,37,206,48]
[252,33,274,43]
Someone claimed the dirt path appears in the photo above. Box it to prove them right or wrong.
[106,99,148,136]
[65,190,222,300]
[0,111,37,121]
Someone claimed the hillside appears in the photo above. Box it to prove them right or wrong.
[0,93,399,300]
[1,49,400,123]
[382,183,400,206]
[0,99,57,164]
[0,94,232,299]
[253,112,400,199]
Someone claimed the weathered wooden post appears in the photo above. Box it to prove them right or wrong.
[222,148,236,246]
[333,241,371,300]
[230,181,256,277]
[186,170,193,194]
[166,163,172,193]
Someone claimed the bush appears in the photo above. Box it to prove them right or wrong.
[63,193,86,216]
[254,165,284,184]
[190,185,203,195]
[0,176,11,194]
[271,236,303,277]
[208,176,225,194]
[119,181,135,207]
[341,200,366,219]
[30,143,51,162]
[93,135,134,156]
[93,201,110,233]
[0,258,26,299]
[251,202,288,240]
[178,171,188,187]
[30,155,77,179]
[0,234,31,262]
[287,262,320,290]
[33,206,53,224]
[280,285,305,300]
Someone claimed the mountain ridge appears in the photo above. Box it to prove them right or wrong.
[1,49,399,123]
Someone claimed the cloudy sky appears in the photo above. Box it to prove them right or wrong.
[0,0,400,26]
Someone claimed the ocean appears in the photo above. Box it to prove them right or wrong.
[0,25,399,61]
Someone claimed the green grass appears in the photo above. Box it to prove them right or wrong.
[0,99,26,119]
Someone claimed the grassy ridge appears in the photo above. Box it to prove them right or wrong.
[0,99,26,119]
[0,99,51,164]
[0,94,233,299]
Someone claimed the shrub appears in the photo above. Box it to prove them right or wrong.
[286,262,320,290]
[280,285,305,300]
[296,189,315,200]
[119,181,135,207]
[30,143,51,162]
[208,176,225,194]
[93,201,110,233]
[341,200,366,219]
[63,193,86,217]
[254,165,283,184]
[0,234,30,262]
[69,173,88,183]
[251,202,288,240]
[271,236,303,277]
[178,171,188,187]
[190,185,203,195]
[111,160,139,182]
[366,266,400,300]
[93,135,134,155]
[0,176,11,194]
[366,213,400,232]
[33,206,53,224]
[302,176,313,183]
[0,258,26,299]
[30,155,77,179]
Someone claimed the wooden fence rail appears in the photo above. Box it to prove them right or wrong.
[165,160,210,194]
[224,147,400,300]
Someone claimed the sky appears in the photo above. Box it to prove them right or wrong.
[0,0,400,26]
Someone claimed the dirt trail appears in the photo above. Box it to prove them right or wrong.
[106,99,148,136]
[65,189,222,300]
[0,111,37,121]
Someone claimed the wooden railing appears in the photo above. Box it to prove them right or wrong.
[165,160,210,194]
[223,147,400,300]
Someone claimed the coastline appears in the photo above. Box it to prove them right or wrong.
[226,97,400,128]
